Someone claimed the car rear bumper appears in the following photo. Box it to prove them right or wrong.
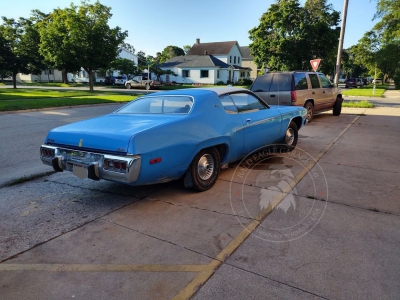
[40,145,141,183]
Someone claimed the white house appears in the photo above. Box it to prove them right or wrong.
[159,39,251,84]
[16,47,138,83]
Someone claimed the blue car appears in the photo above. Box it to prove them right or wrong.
[40,87,307,191]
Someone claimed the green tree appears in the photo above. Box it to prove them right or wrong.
[37,1,127,90]
[0,15,46,88]
[183,45,191,54]
[159,45,185,63]
[249,0,340,72]
[110,58,137,76]
[374,0,400,41]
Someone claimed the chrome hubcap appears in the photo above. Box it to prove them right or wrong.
[286,128,295,145]
[197,154,214,180]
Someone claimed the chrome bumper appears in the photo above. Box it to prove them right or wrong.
[40,145,141,183]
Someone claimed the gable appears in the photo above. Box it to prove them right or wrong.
[187,41,241,56]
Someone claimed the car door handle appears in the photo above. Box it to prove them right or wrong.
[312,91,315,94]
[270,94,275,97]
[323,91,326,93]
[246,118,251,123]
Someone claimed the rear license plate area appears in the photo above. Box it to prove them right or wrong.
[73,164,88,179]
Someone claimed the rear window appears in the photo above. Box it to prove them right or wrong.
[251,74,273,92]
[269,73,292,92]
[116,96,193,114]
[309,74,321,89]
[293,73,308,90]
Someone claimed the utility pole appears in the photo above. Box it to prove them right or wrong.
[334,0,349,85]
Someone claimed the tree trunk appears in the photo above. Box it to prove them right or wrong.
[12,72,17,89]
[88,69,94,91]
[64,70,70,84]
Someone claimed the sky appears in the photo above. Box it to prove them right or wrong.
[0,0,380,57]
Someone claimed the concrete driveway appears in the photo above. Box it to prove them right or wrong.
[0,107,399,299]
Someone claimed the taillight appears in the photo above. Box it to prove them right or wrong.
[291,91,297,102]
[41,148,55,157]
[103,159,127,173]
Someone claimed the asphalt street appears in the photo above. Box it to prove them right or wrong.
[0,90,399,299]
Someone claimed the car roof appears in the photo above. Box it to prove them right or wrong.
[152,87,249,97]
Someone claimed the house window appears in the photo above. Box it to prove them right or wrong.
[240,71,245,77]
[229,56,232,64]
[217,70,220,78]
[44,70,47,75]
[238,57,240,64]
[248,72,250,77]
[200,70,209,78]
[234,56,236,64]
[48,70,52,75]
[182,70,190,77]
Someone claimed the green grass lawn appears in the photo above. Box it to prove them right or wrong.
[0,89,138,111]
[342,100,374,108]
[341,84,388,97]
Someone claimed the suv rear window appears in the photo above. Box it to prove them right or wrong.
[251,74,273,92]
[270,73,292,92]
[293,73,308,90]
[309,74,321,89]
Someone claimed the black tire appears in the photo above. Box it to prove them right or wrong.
[333,97,342,116]
[304,101,314,122]
[190,148,221,192]
[281,121,298,152]
[126,83,131,89]
[145,83,150,90]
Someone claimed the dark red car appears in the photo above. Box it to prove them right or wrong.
[345,78,357,88]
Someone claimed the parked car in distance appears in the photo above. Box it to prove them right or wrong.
[104,76,116,85]
[40,87,307,191]
[115,75,128,85]
[250,71,343,121]
[125,76,162,90]
[356,78,364,87]
[345,78,358,88]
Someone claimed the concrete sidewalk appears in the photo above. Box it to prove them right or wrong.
[194,106,400,299]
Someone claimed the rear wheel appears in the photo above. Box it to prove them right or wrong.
[126,83,131,89]
[304,101,314,121]
[333,97,342,116]
[190,148,221,192]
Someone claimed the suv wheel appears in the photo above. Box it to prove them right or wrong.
[304,101,314,121]
[333,97,342,116]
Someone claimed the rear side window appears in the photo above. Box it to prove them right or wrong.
[308,74,321,89]
[270,73,292,92]
[219,95,238,114]
[230,93,267,112]
[293,73,308,90]
[117,96,193,114]
[251,74,273,92]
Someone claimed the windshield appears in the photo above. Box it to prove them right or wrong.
[116,96,193,114]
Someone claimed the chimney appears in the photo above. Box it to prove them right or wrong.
[204,50,208,55]
[196,38,200,44]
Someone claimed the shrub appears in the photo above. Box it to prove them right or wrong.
[236,78,253,86]
[216,81,225,86]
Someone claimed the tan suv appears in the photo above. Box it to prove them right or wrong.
[250,71,343,121]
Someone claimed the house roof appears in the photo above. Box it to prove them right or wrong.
[187,41,240,56]
[160,55,230,68]
[240,46,253,60]
[160,55,250,70]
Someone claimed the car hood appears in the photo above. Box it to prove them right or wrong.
[45,114,182,153]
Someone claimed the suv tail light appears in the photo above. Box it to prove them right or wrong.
[291,91,297,102]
